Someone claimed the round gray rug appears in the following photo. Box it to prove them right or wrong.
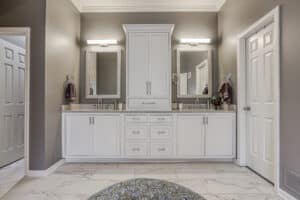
[89,178,206,200]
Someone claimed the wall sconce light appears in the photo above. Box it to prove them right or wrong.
[180,38,211,45]
[87,39,118,46]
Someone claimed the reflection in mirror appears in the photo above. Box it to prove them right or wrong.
[177,47,212,98]
[86,47,121,99]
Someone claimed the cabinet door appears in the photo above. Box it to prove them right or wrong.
[128,33,149,98]
[93,115,121,156]
[149,33,170,98]
[177,115,204,157]
[205,115,235,157]
[66,115,93,156]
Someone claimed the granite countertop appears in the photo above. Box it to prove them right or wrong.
[62,104,236,114]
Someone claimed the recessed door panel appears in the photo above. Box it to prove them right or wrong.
[128,33,149,98]
[149,33,169,98]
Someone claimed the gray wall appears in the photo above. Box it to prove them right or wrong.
[80,12,218,104]
[45,0,80,168]
[0,0,47,170]
[218,0,300,198]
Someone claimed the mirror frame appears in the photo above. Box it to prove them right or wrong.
[85,46,121,99]
[176,45,213,99]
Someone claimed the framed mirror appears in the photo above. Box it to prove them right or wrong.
[86,47,121,99]
[177,46,212,98]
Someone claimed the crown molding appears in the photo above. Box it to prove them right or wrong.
[217,0,226,11]
[70,0,227,13]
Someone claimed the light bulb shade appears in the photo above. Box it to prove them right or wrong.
[180,38,211,44]
[87,40,118,45]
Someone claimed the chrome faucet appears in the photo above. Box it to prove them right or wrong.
[97,98,103,109]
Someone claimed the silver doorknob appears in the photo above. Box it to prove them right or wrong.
[243,106,251,111]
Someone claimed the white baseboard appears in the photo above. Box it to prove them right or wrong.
[278,188,298,200]
[27,159,65,177]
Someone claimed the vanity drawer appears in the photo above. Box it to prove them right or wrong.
[151,143,172,157]
[126,126,148,139]
[126,142,148,157]
[128,99,170,110]
[150,115,172,123]
[150,126,172,139]
[125,115,148,123]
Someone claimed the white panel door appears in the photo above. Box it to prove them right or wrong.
[149,33,170,98]
[128,33,149,98]
[177,115,204,157]
[246,23,275,182]
[0,39,25,167]
[66,115,93,156]
[205,115,234,157]
[93,115,121,157]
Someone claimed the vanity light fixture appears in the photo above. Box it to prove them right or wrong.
[87,39,118,46]
[180,38,211,44]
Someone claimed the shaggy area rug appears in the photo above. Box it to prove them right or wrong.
[89,178,206,200]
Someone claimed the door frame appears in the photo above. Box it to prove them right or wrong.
[237,6,280,189]
[0,27,31,175]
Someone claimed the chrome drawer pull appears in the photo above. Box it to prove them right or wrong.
[157,131,166,135]
[132,117,140,121]
[132,148,140,152]
[157,117,165,121]
[142,102,156,105]
[158,148,166,152]
[132,130,140,135]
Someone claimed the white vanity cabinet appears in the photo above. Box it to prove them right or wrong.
[205,114,235,158]
[65,115,94,156]
[124,25,174,111]
[176,114,205,158]
[64,113,121,159]
[176,113,236,159]
[62,111,236,162]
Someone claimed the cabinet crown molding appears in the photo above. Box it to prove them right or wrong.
[123,24,175,35]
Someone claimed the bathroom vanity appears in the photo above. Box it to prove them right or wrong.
[62,108,236,162]
[62,24,236,163]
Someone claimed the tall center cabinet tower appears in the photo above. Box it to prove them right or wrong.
[123,24,174,111]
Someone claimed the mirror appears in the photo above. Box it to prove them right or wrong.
[177,46,212,98]
[86,47,121,99]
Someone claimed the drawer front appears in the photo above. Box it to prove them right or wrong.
[126,142,148,157]
[150,126,172,139]
[126,115,148,123]
[128,99,170,110]
[126,126,148,139]
[151,143,172,157]
[150,115,172,123]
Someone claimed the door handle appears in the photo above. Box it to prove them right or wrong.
[243,106,251,111]
[149,82,152,95]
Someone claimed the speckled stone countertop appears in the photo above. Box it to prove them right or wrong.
[62,104,236,114]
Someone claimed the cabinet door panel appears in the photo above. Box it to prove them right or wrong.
[66,115,93,156]
[94,115,121,156]
[205,115,234,157]
[177,115,204,157]
[149,33,170,98]
[128,33,149,98]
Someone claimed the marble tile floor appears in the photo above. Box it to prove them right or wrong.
[1,162,282,200]
[0,159,25,199]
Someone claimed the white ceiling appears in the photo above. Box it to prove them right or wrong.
[71,0,226,13]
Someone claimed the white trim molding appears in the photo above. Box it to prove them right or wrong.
[70,0,227,13]
[237,5,281,191]
[278,189,298,200]
[27,159,65,177]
